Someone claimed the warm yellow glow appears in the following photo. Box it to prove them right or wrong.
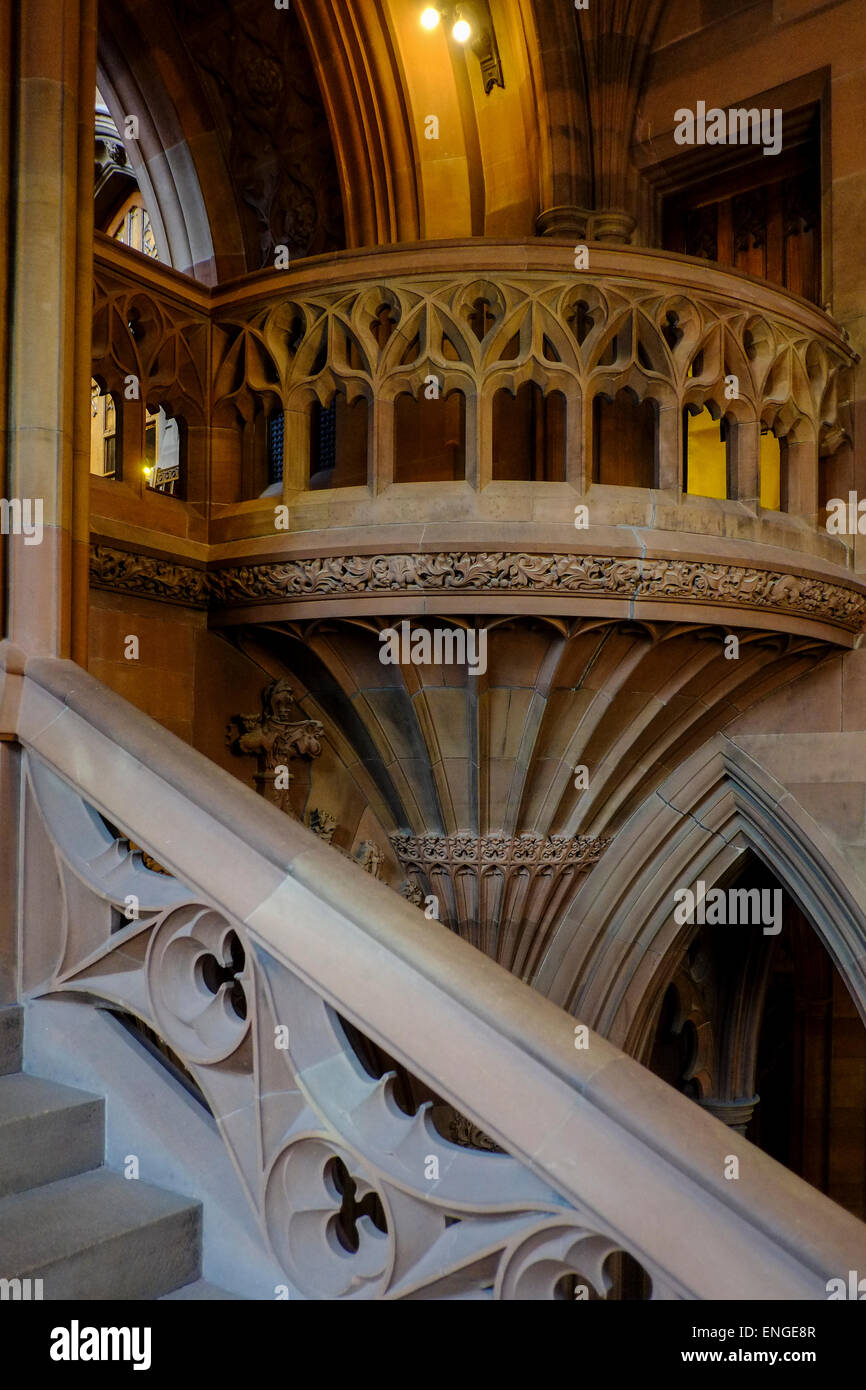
[759,428,781,510]
[420,7,441,29]
[686,408,727,499]
[143,466,152,477]
[453,17,472,42]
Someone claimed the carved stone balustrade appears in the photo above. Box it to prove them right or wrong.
[91,235,858,595]
[5,643,866,1300]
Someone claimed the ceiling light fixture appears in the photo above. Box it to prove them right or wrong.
[420,6,441,29]
[452,16,472,42]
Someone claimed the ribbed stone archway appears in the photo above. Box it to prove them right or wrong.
[535,734,866,1045]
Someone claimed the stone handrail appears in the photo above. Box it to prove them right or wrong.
[3,641,865,1298]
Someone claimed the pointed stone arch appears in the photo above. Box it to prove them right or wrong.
[536,734,866,1049]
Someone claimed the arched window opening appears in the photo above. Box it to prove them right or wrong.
[90,380,120,479]
[492,384,565,482]
[684,404,728,499]
[394,391,466,484]
[648,855,866,1222]
[593,391,657,488]
[752,893,866,1222]
[759,424,781,510]
[309,393,368,490]
[144,405,185,497]
[108,194,159,259]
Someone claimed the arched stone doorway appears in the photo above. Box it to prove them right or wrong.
[647,853,866,1221]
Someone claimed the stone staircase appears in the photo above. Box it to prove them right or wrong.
[0,1005,233,1300]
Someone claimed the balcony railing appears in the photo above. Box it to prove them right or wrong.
[92,235,855,552]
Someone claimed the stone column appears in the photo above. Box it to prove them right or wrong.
[283,404,310,498]
[371,394,394,494]
[699,1096,759,1137]
[656,402,682,492]
[4,0,96,659]
[730,419,760,509]
[783,432,819,525]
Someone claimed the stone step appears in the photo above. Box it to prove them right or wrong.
[0,1167,201,1300]
[0,1074,104,1199]
[0,1008,22,1077]
[161,1279,246,1300]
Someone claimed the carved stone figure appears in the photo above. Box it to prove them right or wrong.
[309,807,337,844]
[226,679,324,815]
[354,840,384,878]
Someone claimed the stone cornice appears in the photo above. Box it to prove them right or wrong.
[90,543,866,635]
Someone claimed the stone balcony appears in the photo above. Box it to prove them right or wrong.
[90,235,865,646]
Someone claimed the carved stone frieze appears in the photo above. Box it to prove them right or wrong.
[90,543,866,633]
[90,545,209,607]
[391,832,610,874]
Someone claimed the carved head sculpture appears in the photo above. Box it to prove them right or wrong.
[262,678,300,726]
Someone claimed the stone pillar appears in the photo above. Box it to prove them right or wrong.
[730,419,760,509]
[0,2,11,641]
[784,433,819,525]
[699,1095,759,1137]
[536,207,590,240]
[656,402,682,492]
[4,0,96,659]
[464,388,482,492]
[283,404,310,498]
[0,740,21,1003]
[371,395,394,494]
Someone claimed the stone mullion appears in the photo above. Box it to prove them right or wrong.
[730,418,760,509]
[282,401,311,499]
[565,384,583,491]
[580,384,596,491]
[475,379,493,491]
[783,430,819,524]
[370,391,394,494]
[657,398,682,493]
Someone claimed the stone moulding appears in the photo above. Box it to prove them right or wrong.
[90,545,210,607]
[90,543,866,635]
[391,832,610,873]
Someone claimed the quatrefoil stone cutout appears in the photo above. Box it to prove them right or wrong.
[146,905,251,1065]
[265,1138,392,1300]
